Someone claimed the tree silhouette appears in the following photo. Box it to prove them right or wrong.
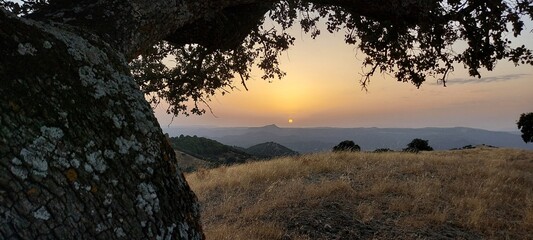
[333,140,361,152]
[4,0,532,116]
[517,112,533,143]
[404,138,434,152]
[1,0,532,238]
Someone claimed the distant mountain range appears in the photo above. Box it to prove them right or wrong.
[164,125,533,153]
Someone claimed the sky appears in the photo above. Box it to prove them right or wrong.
[154,17,533,132]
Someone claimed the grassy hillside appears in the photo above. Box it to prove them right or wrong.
[169,135,252,166]
[185,148,533,239]
[174,150,214,173]
[244,142,299,159]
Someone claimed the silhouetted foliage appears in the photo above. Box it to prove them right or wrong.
[135,0,533,115]
[5,0,531,115]
[404,138,434,152]
[333,140,361,152]
[451,144,498,150]
[517,112,533,143]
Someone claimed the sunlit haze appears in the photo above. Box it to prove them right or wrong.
[155,20,533,132]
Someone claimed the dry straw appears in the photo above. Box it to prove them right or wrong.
[186,148,533,239]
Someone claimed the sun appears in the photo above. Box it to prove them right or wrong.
[288,118,293,124]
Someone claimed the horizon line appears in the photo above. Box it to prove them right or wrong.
[160,124,520,132]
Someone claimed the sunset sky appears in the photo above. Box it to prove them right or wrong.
[154,19,533,132]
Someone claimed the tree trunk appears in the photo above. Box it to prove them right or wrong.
[0,9,202,239]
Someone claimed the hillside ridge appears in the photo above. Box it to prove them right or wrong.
[244,141,299,159]
[164,126,533,153]
[169,135,299,169]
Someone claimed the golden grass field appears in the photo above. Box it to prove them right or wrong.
[185,148,533,239]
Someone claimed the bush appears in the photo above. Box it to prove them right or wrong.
[403,138,433,152]
[517,112,533,143]
[332,140,361,152]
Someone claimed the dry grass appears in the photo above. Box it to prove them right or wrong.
[185,148,533,239]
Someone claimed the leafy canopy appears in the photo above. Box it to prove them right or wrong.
[333,140,361,152]
[405,138,434,151]
[3,0,533,116]
[517,112,533,143]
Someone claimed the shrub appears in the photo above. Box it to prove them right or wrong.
[332,140,361,152]
[403,138,433,152]
[517,112,533,143]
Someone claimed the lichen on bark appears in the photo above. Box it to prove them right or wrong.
[0,8,203,239]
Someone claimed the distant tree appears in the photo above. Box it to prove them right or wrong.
[333,140,361,152]
[517,112,533,143]
[404,138,433,152]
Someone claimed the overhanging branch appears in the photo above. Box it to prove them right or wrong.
[165,3,274,52]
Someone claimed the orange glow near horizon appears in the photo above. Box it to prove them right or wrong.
[155,21,533,131]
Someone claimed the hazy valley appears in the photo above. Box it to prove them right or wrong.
[164,125,533,153]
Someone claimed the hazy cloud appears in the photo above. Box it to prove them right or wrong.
[445,74,530,85]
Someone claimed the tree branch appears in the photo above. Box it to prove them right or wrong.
[27,0,274,59]
[165,2,274,52]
